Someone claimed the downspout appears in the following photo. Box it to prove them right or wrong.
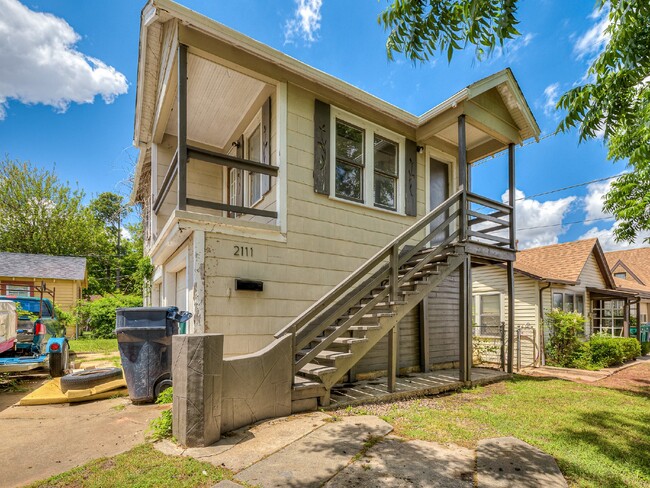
[539,282,551,366]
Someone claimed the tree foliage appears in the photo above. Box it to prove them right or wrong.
[0,158,100,255]
[0,158,150,298]
[379,0,650,243]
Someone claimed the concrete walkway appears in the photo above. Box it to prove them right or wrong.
[157,411,567,487]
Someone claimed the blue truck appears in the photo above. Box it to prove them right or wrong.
[0,296,69,377]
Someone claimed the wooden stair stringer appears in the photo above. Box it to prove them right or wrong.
[316,252,466,390]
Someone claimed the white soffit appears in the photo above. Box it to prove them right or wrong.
[436,122,493,150]
[165,53,267,148]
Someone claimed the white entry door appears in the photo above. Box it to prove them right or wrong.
[175,268,187,310]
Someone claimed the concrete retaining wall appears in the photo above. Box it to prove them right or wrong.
[173,333,293,447]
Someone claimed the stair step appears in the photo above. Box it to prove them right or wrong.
[328,323,381,332]
[298,362,337,378]
[339,312,395,320]
[352,300,406,308]
[297,349,354,361]
[311,336,368,345]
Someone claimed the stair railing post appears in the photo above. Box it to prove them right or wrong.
[390,243,399,302]
[291,324,297,375]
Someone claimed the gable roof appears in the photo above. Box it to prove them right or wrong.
[134,0,541,147]
[605,247,650,296]
[0,253,87,281]
[513,238,615,288]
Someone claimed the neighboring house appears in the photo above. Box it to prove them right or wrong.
[606,247,650,329]
[0,252,87,312]
[131,0,540,410]
[473,238,639,366]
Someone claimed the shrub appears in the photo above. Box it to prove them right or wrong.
[545,309,586,367]
[589,335,640,367]
[642,342,650,356]
[75,294,142,339]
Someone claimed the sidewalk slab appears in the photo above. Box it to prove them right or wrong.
[477,437,567,488]
[156,411,331,472]
[235,415,393,487]
[326,436,474,487]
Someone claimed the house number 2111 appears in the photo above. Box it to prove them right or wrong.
[234,245,253,257]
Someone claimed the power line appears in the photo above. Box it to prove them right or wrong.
[516,175,619,201]
[518,216,612,231]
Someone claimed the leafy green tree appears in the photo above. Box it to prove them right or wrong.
[0,158,102,256]
[379,0,650,243]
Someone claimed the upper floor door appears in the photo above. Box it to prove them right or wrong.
[429,157,450,244]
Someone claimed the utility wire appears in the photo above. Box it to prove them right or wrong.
[518,216,612,231]
[515,175,619,201]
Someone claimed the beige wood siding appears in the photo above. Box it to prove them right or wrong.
[202,84,430,356]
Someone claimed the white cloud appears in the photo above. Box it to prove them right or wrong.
[0,0,128,119]
[574,7,610,61]
[489,32,535,63]
[506,189,576,249]
[580,225,650,251]
[542,82,560,119]
[284,0,323,44]
[583,179,616,221]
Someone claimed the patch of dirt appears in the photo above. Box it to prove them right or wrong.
[593,360,650,396]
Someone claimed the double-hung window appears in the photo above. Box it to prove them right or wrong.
[332,108,404,212]
[335,120,364,202]
[373,135,398,210]
[472,293,502,337]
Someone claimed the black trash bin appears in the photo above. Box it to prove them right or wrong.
[116,306,192,403]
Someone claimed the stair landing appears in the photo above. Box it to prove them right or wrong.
[328,367,508,408]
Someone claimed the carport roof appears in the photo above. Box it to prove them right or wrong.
[0,252,87,281]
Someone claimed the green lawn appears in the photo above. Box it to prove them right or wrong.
[348,376,650,487]
[68,338,118,354]
[28,443,232,488]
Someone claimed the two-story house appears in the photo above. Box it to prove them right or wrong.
[131,0,540,410]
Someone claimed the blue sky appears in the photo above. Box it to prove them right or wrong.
[0,0,637,249]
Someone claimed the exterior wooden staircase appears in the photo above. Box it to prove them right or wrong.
[274,189,514,412]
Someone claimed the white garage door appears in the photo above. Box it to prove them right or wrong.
[175,268,187,310]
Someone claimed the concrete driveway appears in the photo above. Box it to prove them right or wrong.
[0,394,163,488]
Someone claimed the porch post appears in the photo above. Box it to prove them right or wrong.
[387,325,398,392]
[636,301,642,342]
[508,143,516,249]
[506,143,516,374]
[458,115,468,242]
[506,262,515,373]
[624,299,630,338]
[458,115,467,190]
[177,43,188,211]
[459,255,472,383]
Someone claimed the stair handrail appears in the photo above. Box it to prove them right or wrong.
[274,189,465,351]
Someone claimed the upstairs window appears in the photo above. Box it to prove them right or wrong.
[373,135,398,210]
[330,107,405,213]
[614,272,626,279]
[335,120,364,202]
